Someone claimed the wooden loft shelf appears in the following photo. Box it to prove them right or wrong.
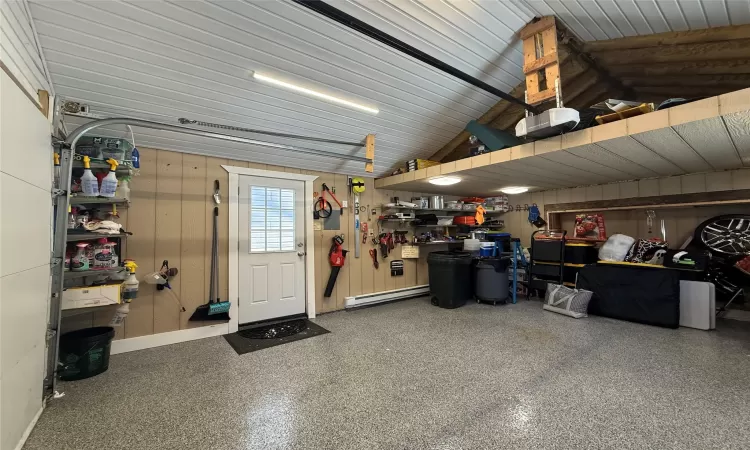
[376,88,750,197]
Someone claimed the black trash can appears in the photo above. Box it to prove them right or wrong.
[428,251,473,308]
[59,326,115,381]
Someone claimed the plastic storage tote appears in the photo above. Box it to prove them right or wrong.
[427,251,473,309]
[75,136,134,162]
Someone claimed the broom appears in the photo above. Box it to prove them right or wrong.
[190,206,230,321]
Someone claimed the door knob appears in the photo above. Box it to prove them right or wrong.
[297,251,306,257]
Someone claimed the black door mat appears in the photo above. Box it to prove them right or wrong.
[223,319,330,355]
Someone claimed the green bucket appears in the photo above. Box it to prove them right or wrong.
[59,327,115,381]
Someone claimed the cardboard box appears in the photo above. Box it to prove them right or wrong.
[62,284,121,310]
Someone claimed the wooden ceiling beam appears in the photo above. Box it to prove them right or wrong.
[633,86,737,102]
[607,59,750,77]
[590,38,750,66]
[622,74,750,88]
[583,23,750,52]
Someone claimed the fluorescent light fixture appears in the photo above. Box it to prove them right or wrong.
[429,176,461,186]
[499,186,529,194]
[253,72,379,114]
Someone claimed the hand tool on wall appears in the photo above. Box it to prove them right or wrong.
[314,183,342,219]
[213,180,221,204]
[324,235,348,297]
[314,192,332,219]
[190,206,230,321]
[361,222,368,244]
[378,233,389,259]
[321,183,343,216]
[352,177,365,258]
[369,248,379,269]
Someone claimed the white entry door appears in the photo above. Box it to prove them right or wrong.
[238,176,306,324]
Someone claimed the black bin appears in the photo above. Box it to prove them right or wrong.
[59,326,115,381]
[532,239,565,262]
[428,251,473,308]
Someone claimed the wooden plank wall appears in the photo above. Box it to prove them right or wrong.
[61,147,434,338]
[504,168,750,247]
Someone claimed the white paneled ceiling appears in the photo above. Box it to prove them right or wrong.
[29,0,530,176]
[28,0,750,176]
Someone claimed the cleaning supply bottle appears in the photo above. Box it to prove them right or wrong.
[93,238,115,269]
[121,261,139,301]
[99,158,119,198]
[115,178,130,200]
[107,240,118,268]
[67,206,77,229]
[111,261,138,327]
[71,242,90,271]
[80,156,99,196]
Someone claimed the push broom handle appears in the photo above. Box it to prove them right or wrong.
[213,207,220,302]
[208,207,218,304]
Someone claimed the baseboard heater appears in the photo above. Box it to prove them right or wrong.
[345,285,430,309]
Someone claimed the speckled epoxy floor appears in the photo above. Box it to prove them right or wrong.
[25,298,750,450]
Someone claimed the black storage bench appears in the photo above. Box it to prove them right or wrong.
[577,264,681,328]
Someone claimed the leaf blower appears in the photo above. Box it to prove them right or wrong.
[324,235,347,297]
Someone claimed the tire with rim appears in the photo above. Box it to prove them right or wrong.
[693,214,750,256]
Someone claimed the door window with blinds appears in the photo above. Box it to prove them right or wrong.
[250,186,295,252]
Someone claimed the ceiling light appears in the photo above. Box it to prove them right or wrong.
[499,186,529,194]
[429,176,461,186]
[253,72,379,114]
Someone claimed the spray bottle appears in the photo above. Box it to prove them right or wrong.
[121,261,139,301]
[67,206,77,229]
[99,158,119,198]
[80,156,99,196]
[111,261,138,327]
[71,242,90,271]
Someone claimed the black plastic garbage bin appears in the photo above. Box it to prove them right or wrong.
[59,326,115,381]
[475,257,511,304]
[428,251,473,308]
